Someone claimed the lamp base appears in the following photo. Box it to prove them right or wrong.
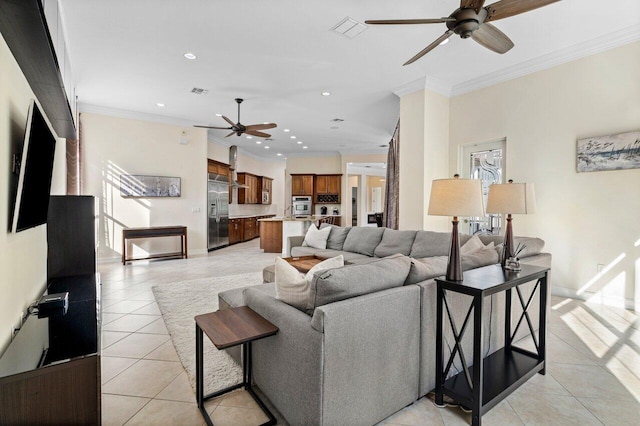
[501,214,514,268]
[446,218,463,282]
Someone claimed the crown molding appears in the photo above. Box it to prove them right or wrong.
[78,103,196,127]
[451,24,640,96]
[393,77,427,97]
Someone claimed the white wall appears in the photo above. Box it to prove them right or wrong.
[449,42,640,308]
[0,34,66,353]
[81,113,208,260]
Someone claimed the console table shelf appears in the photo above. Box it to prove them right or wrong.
[436,264,550,426]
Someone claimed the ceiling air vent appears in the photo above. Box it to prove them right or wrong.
[190,87,208,95]
[331,118,344,122]
[331,17,367,39]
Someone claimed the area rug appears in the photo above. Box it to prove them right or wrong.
[151,272,263,393]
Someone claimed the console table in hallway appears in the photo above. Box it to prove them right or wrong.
[122,226,187,264]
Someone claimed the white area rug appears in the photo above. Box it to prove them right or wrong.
[152,272,263,393]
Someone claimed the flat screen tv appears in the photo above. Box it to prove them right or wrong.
[11,100,57,233]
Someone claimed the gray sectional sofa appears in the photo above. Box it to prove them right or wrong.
[218,226,551,426]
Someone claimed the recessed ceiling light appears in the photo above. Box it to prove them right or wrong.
[303,146,308,149]
[265,146,270,149]
[277,153,282,156]
[297,141,302,145]
[156,103,165,107]
[290,136,296,139]
[246,136,252,139]
[348,162,353,165]
[215,113,222,117]
[184,52,197,60]
[256,141,262,144]
[263,122,269,125]
[321,92,331,96]
[439,38,450,46]
[283,129,290,132]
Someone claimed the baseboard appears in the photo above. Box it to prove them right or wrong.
[99,249,208,264]
[552,286,639,312]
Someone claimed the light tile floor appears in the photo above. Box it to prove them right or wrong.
[100,240,640,425]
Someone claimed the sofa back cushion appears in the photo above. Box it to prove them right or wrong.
[410,231,472,258]
[309,254,411,313]
[405,256,448,285]
[326,226,352,250]
[373,229,417,257]
[342,227,385,256]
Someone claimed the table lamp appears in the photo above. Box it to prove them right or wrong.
[486,180,536,267]
[428,174,485,282]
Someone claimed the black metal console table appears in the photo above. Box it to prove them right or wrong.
[435,264,550,426]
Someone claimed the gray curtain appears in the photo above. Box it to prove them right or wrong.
[66,113,82,195]
[384,120,399,229]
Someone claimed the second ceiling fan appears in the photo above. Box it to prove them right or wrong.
[195,98,277,138]
[366,0,561,65]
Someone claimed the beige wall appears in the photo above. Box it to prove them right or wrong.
[0,35,66,352]
[449,42,640,307]
[81,113,209,260]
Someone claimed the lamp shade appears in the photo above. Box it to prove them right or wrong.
[486,182,536,214]
[428,177,485,217]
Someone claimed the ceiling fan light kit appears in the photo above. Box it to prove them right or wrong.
[365,0,560,65]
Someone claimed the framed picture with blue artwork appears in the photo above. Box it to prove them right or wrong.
[577,130,640,173]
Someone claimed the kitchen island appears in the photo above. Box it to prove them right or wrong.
[259,215,342,255]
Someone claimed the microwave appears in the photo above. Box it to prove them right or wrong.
[262,191,269,204]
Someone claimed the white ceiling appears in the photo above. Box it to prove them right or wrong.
[59,0,640,159]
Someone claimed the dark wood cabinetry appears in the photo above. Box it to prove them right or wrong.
[207,159,230,176]
[292,174,314,196]
[260,177,273,205]
[237,173,260,204]
[315,174,342,203]
[229,218,243,244]
[228,215,275,245]
[242,217,257,241]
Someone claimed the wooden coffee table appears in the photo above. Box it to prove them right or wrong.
[195,307,278,426]
[282,255,329,273]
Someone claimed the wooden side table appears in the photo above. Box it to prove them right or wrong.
[195,306,278,426]
[435,264,550,426]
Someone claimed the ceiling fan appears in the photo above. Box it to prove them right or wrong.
[366,0,560,65]
[195,98,277,138]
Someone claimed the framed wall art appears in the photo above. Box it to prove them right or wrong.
[120,175,181,197]
[577,130,640,173]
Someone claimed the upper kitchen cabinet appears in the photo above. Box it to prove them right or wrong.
[291,174,314,196]
[315,174,341,203]
[237,172,260,204]
[207,159,229,176]
[259,177,273,205]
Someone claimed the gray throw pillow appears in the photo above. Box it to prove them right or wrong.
[461,246,499,271]
[405,256,448,285]
[374,229,417,257]
[342,227,385,256]
[308,254,411,314]
[326,226,352,250]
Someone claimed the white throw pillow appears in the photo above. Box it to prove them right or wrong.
[302,224,331,249]
[275,255,344,311]
[461,234,485,255]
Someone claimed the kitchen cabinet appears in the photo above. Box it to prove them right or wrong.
[260,177,273,205]
[242,217,257,241]
[292,174,314,196]
[237,173,260,204]
[315,174,342,203]
[229,219,243,244]
[207,159,229,176]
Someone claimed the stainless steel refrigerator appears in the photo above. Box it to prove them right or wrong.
[208,173,229,250]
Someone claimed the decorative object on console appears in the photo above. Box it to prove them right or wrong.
[120,175,181,197]
[486,180,536,267]
[577,130,640,173]
[428,174,484,281]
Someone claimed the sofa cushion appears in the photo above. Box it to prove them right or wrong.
[275,256,344,311]
[374,229,417,257]
[290,246,318,257]
[461,244,499,270]
[405,256,448,285]
[302,224,331,249]
[312,250,371,263]
[326,226,352,250]
[219,282,275,310]
[342,227,385,257]
[409,231,451,258]
[461,234,485,255]
[308,254,411,314]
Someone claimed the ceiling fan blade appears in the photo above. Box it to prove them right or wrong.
[245,123,277,131]
[225,131,237,138]
[365,18,455,25]
[245,130,271,138]
[461,0,486,13]
[403,31,453,66]
[472,23,514,54]
[484,0,560,22]
[193,125,233,130]
[222,115,236,126]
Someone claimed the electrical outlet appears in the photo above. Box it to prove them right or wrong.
[192,207,201,213]
[597,264,605,273]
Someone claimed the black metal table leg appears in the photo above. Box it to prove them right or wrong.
[196,324,212,425]
[471,295,484,426]
[539,273,548,374]
[436,286,444,406]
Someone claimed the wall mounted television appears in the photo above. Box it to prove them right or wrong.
[10,99,57,233]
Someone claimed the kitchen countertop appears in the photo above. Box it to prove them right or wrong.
[229,214,276,219]
[259,215,340,222]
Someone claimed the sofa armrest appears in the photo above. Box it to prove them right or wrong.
[310,286,421,426]
[243,287,323,426]
[286,235,305,256]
